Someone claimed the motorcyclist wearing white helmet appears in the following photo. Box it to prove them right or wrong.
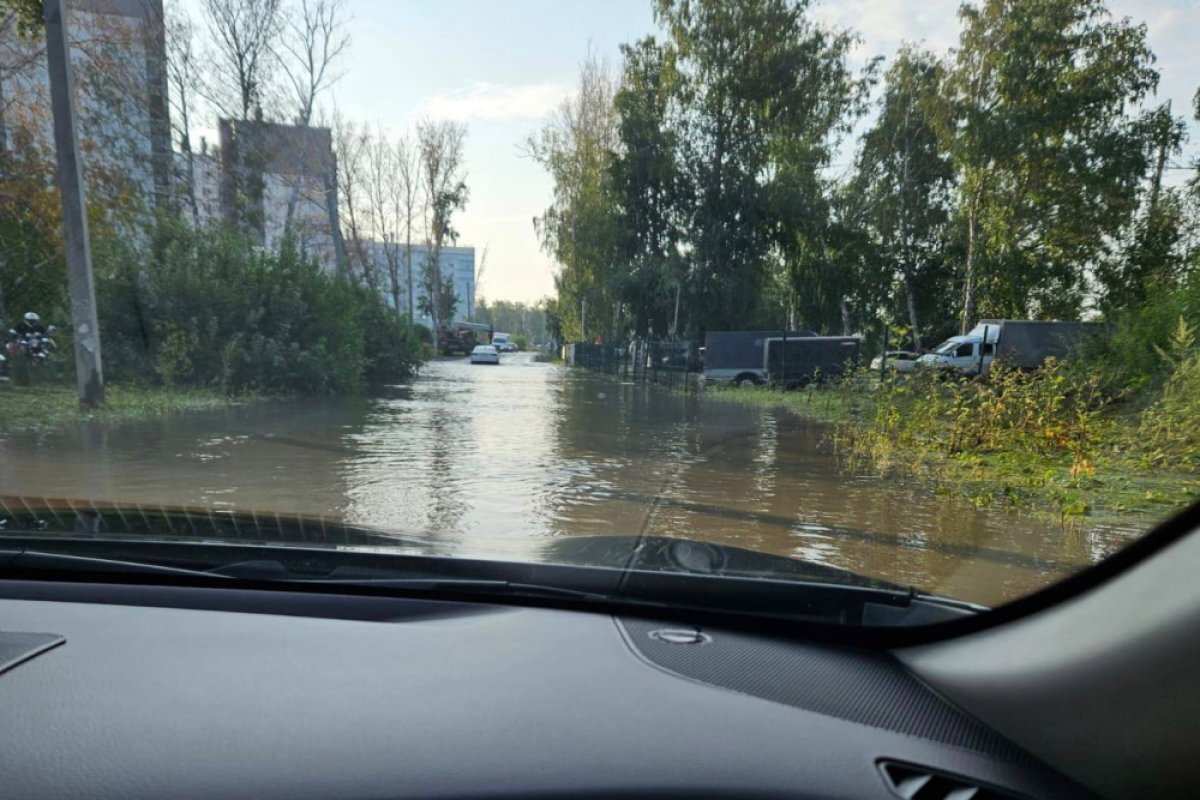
[12,312,48,338]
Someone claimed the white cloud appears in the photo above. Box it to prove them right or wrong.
[421,82,569,122]
[812,0,961,66]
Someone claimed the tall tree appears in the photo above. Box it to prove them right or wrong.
[417,118,468,350]
[275,0,349,242]
[527,53,620,342]
[610,37,680,337]
[1095,102,1188,310]
[331,112,375,288]
[850,46,955,350]
[394,129,423,320]
[942,0,1161,328]
[165,6,201,224]
[365,126,403,311]
[201,0,282,119]
[277,0,348,126]
[655,0,874,337]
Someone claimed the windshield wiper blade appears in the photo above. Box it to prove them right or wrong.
[207,558,612,599]
[0,548,237,579]
[0,541,979,626]
[0,550,613,602]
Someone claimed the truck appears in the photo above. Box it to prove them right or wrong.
[702,330,817,386]
[439,321,493,356]
[917,320,1101,376]
[763,336,861,386]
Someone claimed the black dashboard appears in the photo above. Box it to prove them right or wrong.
[0,580,1092,800]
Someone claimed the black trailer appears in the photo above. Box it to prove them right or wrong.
[703,330,817,385]
[764,336,861,386]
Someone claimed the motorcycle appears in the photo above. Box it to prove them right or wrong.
[6,325,57,369]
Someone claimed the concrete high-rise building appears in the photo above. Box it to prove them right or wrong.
[215,115,342,269]
[0,0,172,209]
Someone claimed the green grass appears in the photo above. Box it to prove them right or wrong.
[699,377,1198,528]
[701,382,874,424]
[0,381,251,433]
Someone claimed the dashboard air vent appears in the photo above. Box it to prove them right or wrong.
[879,761,1026,800]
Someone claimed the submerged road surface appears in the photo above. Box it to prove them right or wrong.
[0,353,1136,605]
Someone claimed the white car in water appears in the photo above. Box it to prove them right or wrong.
[869,350,920,373]
[470,345,500,365]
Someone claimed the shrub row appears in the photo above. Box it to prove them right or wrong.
[94,217,422,395]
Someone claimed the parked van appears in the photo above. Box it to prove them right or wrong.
[917,320,1100,375]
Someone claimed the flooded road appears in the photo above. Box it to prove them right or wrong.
[0,354,1136,605]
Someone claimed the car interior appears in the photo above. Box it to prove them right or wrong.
[1,500,1197,800]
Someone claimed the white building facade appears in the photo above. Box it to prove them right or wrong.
[0,0,172,210]
[365,243,476,328]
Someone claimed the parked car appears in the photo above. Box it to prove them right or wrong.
[491,333,518,353]
[869,350,920,373]
[470,345,500,365]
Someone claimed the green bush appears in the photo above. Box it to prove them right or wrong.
[94,217,422,395]
[839,360,1107,478]
[1138,318,1200,466]
[1083,271,1200,397]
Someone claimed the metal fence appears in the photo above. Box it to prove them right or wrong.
[568,340,697,389]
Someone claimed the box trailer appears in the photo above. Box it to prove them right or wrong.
[703,330,817,385]
[763,336,862,386]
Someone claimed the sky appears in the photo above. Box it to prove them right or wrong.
[184,0,1200,304]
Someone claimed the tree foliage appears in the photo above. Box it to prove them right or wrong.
[943,0,1162,325]
[533,0,1194,352]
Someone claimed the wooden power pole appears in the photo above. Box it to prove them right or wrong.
[44,0,104,407]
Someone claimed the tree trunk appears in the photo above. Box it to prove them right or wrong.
[961,207,977,334]
[902,267,922,352]
[405,242,414,320]
[184,146,199,225]
[324,164,349,277]
[0,252,7,327]
[671,281,680,337]
[389,252,401,313]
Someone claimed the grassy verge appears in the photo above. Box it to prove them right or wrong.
[702,382,873,424]
[0,381,255,434]
[700,373,1199,527]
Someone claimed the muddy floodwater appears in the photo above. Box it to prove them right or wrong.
[0,354,1140,605]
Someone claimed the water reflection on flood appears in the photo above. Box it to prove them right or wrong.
[0,354,1143,605]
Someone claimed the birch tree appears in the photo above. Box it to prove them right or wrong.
[332,112,375,288]
[201,0,282,119]
[417,118,468,351]
[394,130,422,320]
[165,7,201,224]
[276,0,348,242]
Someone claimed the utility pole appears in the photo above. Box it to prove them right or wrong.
[44,0,104,407]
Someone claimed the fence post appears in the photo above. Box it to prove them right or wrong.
[880,327,888,380]
[780,327,787,393]
[978,325,989,378]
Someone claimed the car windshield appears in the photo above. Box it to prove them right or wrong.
[1,0,1198,624]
